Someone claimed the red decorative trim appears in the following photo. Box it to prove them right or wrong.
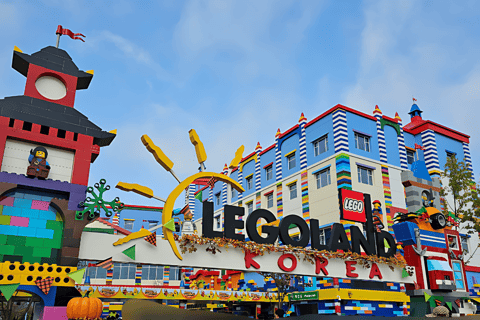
[306,104,376,128]
[278,125,299,139]
[240,151,256,163]
[263,190,274,196]
[259,143,275,156]
[263,162,273,169]
[231,167,238,173]
[404,121,469,143]
[194,185,209,195]
[382,115,398,123]
[465,265,480,273]
[96,217,131,235]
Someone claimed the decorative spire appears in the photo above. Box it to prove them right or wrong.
[299,112,307,123]
[223,163,228,172]
[255,142,262,151]
[395,112,402,122]
[373,105,382,115]
[275,128,281,138]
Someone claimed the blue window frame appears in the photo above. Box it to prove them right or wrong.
[452,261,464,290]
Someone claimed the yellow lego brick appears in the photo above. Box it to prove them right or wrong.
[110,305,122,311]
[0,261,76,287]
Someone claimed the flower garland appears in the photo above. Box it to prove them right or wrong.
[174,234,406,270]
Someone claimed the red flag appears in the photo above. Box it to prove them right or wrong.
[56,25,85,42]
[413,97,417,102]
[414,143,425,150]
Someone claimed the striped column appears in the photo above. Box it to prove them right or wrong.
[238,169,244,201]
[255,192,261,209]
[112,212,119,235]
[336,154,351,190]
[135,265,142,285]
[102,302,110,318]
[208,185,213,202]
[299,113,310,224]
[163,266,170,286]
[275,129,282,181]
[463,142,475,181]
[395,113,409,170]
[373,106,388,163]
[421,129,441,176]
[381,165,393,232]
[222,164,228,206]
[332,109,349,153]
[188,184,195,215]
[276,182,283,219]
[255,143,262,191]
[106,268,113,285]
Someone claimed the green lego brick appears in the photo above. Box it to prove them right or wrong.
[0,205,3,215]
[22,255,41,264]
[51,229,63,241]
[0,215,11,225]
[32,247,52,258]
[0,245,15,255]
[43,237,62,249]
[6,235,26,246]
[46,220,63,230]
[25,237,44,247]
[14,246,33,257]
[0,234,7,245]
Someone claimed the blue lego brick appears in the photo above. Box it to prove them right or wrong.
[23,193,44,201]
[13,198,33,209]
[17,227,37,237]
[35,229,54,239]
[0,225,19,235]
[392,221,417,246]
[419,229,446,249]
[17,208,40,219]
[2,206,23,217]
[37,210,56,220]
[28,219,47,229]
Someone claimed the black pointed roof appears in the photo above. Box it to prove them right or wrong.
[12,46,93,90]
[0,95,115,147]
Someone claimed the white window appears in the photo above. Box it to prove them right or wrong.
[141,265,164,280]
[215,215,221,229]
[246,176,253,190]
[289,183,297,199]
[215,193,221,205]
[112,263,136,279]
[265,166,273,181]
[461,236,469,253]
[316,168,331,189]
[407,150,415,164]
[247,202,253,214]
[448,234,459,250]
[287,154,296,170]
[452,260,465,290]
[124,220,134,230]
[314,136,328,156]
[85,266,107,279]
[149,222,157,229]
[231,188,237,199]
[355,133,370,152]
[169,266,181,281]
[267,194,274,208]
[357,166,373,185]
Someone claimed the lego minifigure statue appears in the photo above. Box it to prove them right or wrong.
[181,210,197,235]
[27,146,51,179]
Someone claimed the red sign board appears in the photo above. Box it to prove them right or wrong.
[339,189,366,223]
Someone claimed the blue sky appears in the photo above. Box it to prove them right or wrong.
[0,0,479,209]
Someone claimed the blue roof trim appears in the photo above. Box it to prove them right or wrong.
[312,164,331,175]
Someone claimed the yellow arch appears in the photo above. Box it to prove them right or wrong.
[238,154,257,173]
[163,172,244,260]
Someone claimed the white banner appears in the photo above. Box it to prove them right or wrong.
[78,233,415,283]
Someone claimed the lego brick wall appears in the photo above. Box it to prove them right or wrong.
[0,190,63,264]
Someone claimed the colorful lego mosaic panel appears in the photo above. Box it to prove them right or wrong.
[342,300,407,316]
[317,302,337,314]
[0,191,64,264]
[381,165,394,232]
[335,153,351,190]
[276,183,283,219]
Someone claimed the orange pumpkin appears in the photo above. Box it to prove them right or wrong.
[66,293,102,320]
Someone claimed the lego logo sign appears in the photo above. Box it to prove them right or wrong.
[339,189,366,223]
[343,198,364,213]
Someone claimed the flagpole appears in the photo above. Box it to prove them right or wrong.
[56,34,60,48]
